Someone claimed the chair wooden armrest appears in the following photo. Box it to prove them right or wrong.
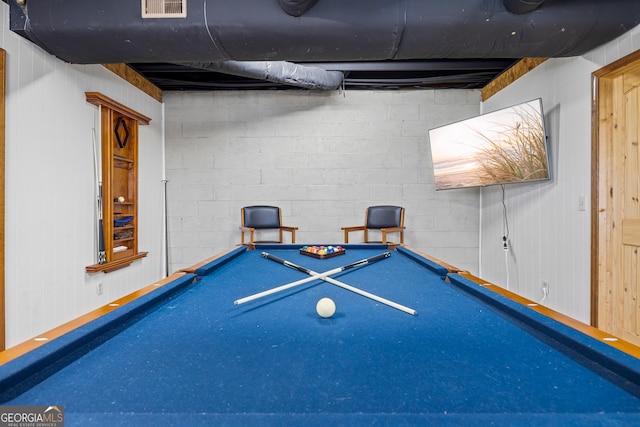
[239,226,256,245]
[341,225,366,243]
[380,226,405,233]
[380,226,405,244]
[280,226,298,243]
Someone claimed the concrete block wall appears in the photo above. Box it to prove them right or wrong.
[164,89,481,273]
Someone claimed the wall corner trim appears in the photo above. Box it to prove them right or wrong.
[482,58,548,101]
[102,64,163,103]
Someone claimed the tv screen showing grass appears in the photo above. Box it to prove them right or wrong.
[428,99,549,190]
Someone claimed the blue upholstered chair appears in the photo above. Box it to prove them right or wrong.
[240,205,298,245]
[341,205,405,244]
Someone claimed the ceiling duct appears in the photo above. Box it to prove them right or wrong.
[178,60,344,90]
[7,0,640,64]
[278,0,319,17]
[503,0,546,14]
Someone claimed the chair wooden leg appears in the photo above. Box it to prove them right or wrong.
[343,230,350,244]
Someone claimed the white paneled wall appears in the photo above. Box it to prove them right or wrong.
[480,25,640,324]
[164,90,481,273]
[1,3,165,347]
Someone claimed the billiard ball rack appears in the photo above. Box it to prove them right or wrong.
[299,245,345,259]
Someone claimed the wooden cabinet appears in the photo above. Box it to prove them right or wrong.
[86,93,150,273]
[108,125,137,261]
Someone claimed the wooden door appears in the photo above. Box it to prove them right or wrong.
[593,51,640,346]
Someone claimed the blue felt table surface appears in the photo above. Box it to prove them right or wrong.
[3,245,640,426]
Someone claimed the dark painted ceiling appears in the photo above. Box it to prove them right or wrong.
[6,0,640,91]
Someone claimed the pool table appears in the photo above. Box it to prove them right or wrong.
[2,244,640,426]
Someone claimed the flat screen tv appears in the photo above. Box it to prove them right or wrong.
[428,98,550,190]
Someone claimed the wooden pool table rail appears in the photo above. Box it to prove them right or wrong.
[2,245,639,368]
[457,270,640,360]
[0,272,189,365]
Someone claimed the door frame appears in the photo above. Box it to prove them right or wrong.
[591,49,640,328]
[0,49,5,351]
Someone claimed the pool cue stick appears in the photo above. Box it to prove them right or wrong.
[92,126,106,264]
[162,179,169,277]
[263,253,417,316]
[318,275,416,316]
[234,252,390,306]
[262,251,390,276]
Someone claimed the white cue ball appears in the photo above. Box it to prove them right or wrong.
[118,196,125,202]
[316,297,336,318]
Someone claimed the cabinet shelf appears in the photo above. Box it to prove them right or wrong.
[114,224,134,230]
[86,252,148,273]
[114,155,134,170]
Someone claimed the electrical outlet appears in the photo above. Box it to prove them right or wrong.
[541,281,549,295]
[97,282,103,296]
[578,196,586,211]
[539,281,550,304]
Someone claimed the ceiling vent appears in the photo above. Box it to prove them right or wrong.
[142,0,186,18]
